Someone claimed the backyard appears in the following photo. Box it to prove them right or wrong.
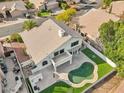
[40,48,113,93]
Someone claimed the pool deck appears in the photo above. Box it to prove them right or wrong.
[29,52,98,93]
[57,53,98,88]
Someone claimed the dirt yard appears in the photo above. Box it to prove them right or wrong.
[91,75,123,93]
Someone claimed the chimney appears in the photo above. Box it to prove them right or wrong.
[58,30,65,37]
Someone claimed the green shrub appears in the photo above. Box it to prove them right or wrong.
[23,20,37,31]
[5,38,10,43]
[59,1,69,10]
[10,33,23,43]
[60,2,69,10]
[37,9,52,17]
[25,2,34,9]
[55,8,76,22]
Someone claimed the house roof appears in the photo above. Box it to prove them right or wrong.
[21,18,81,64]
[78,8,119,41]
[29,0,41,8]
[29,0,46,8]
[0,0,27,12]
[29,0,57,9]
[111,1,124,16]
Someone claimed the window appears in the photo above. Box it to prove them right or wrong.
[71,41,79,47]
[54,51,59,56]
[42,61,48,66]
[70,52,72,54]
[60,49,64,54]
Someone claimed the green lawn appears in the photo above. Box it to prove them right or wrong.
[39,12,51,17]
[41,82,91,93]
[82,48,113,79]
[37,48,113,93]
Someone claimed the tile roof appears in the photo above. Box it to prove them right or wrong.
[21,18,81,64]
[0,0,27,12]
[78,8,119,41]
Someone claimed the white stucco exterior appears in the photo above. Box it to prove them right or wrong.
[32,37,82,73]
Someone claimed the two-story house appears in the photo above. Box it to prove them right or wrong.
[20,18,83,74]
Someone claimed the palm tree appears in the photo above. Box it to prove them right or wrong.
[25,2,34,9]
[23,20,37,31]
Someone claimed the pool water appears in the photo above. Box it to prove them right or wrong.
[68,62,94,84]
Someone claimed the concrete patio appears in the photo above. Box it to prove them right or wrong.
[29,52,97,93]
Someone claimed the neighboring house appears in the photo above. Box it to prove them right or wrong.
[0,0,27,18]
[20,18,82,73]
[78,8,119,49]
[29,0,44,9]
[29,0,59,10]
[111,1,124,16]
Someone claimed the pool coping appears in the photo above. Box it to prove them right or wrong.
[56,61,98,88]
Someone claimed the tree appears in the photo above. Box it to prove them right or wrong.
[55,12,70,22]
[99,20,124,77]
[116,61,124,77]
[25,2,34,9]
[102,0,112,8]
[66,8,76,16]
[55,8,76,22]
[60,2,69,10]
[99,20,115,43]
[23,20,37,31]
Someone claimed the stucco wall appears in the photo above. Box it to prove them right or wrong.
[32,37,82,73]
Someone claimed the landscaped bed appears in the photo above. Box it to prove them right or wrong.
[39,48,114,93]
[68,62,94,84]
[37,10,52,17]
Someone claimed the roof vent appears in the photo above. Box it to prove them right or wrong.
[58,30,65,37]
